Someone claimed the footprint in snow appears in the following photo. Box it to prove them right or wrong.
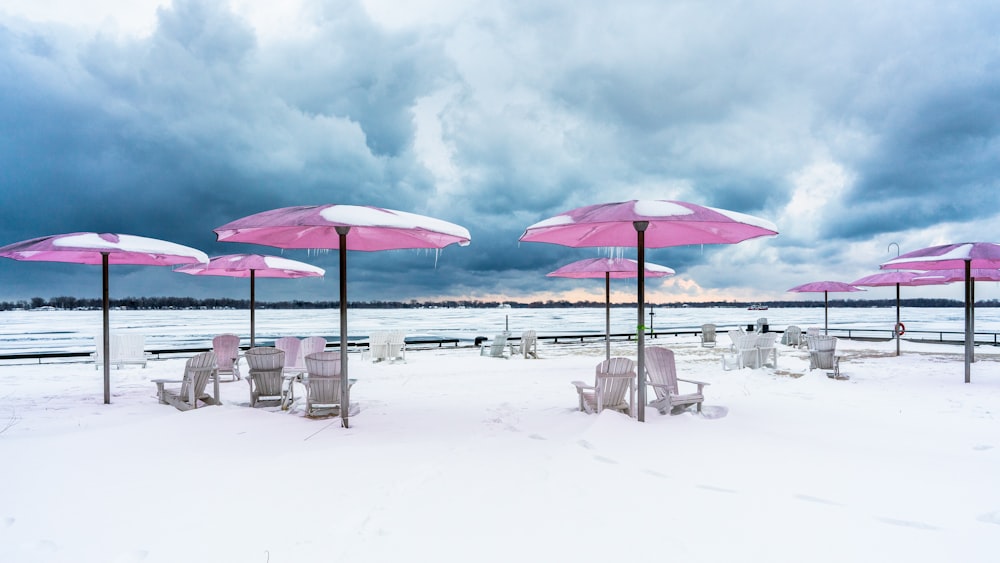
[972,444,993,451]
[794,494,843,506]
[528,433,546,440]
[577,439,594,450]
[111,549,150,563]
[875,517,939,531]
[977,511,1000,525]
[697,484,738,494]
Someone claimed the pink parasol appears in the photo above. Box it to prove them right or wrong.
[786,281,864,335]
[214,204,471,428]
[912,268,1000,283]
[174,254,325,347]
[850,271,940,356]
[547,258,675,362]
[881,242,1000,383]
[521,200,778,422]
[0,232,208,403]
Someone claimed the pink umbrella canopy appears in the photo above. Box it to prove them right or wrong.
[547,258,675,361]
[214,204,471,428]
[850,272,940,357]
[880,242,1000,383]
[0,232,208,404]
[880,242,1000,271]
[174,253,324,278]
[520,200,778,248]
[0,232,208,266]
[175,254,325,347]
[786,281,864,335]
[850,271,943,287]
[786,281,863,293]
[521,199,778,422]
[214,205,471,251]
[912,268,1000,283]
[546,257,676,279]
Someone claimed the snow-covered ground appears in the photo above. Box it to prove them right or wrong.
[1,335,998,562]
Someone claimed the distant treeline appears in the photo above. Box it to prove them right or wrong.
[0,296,993,311]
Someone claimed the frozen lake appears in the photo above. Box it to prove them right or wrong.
[1,306,997,355]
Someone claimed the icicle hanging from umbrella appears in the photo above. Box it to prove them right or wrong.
[520,199,777,422]
[214,204,471,428]
[0,232,208,404]
[174,254,325,347]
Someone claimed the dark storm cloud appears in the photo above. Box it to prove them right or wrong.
[3,0,1000,302]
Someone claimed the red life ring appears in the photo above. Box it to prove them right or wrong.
[895,322,906,336]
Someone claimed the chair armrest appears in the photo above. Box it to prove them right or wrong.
[571,380,594,391]
[151,378,182,384]
[677,378,710,386]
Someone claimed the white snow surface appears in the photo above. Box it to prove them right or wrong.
[1,336,999,562]
[318,206,471,241]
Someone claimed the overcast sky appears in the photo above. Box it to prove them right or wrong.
[1,0,999,305]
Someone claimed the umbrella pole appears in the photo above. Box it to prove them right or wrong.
[971,276,976,365]
[250,270,256,348]
[895,283,900,357]
[337,226,351,427]
[965,261,972,383]
[824,291,829,335]
[634,221,648,422]
[102,252,111,405]
[605,271,611,363]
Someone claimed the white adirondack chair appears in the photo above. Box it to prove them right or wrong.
[303,351,356,418]
[517,330,538,359]
[300,336,328,360]
[93,333,148,370]
[756,332,779,368]
[245,346,289,408]
[782,325,804,347]
[571,357,636,416]
[386,331,407,363]
[807,335,843,379]
[274,337,305,375]
[212,333,242,382]
[723,330,760,369]
[152,351,219,411]
[700,323,717,347]
[645,346,709,414]
[480,332,510,358]
[366,331,389,362]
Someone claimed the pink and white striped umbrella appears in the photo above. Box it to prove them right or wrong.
[881,242,1000,383]
[0,232,208,404]
[175,254,325,347]
[547,257,675,361]
[520,199,777,422]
